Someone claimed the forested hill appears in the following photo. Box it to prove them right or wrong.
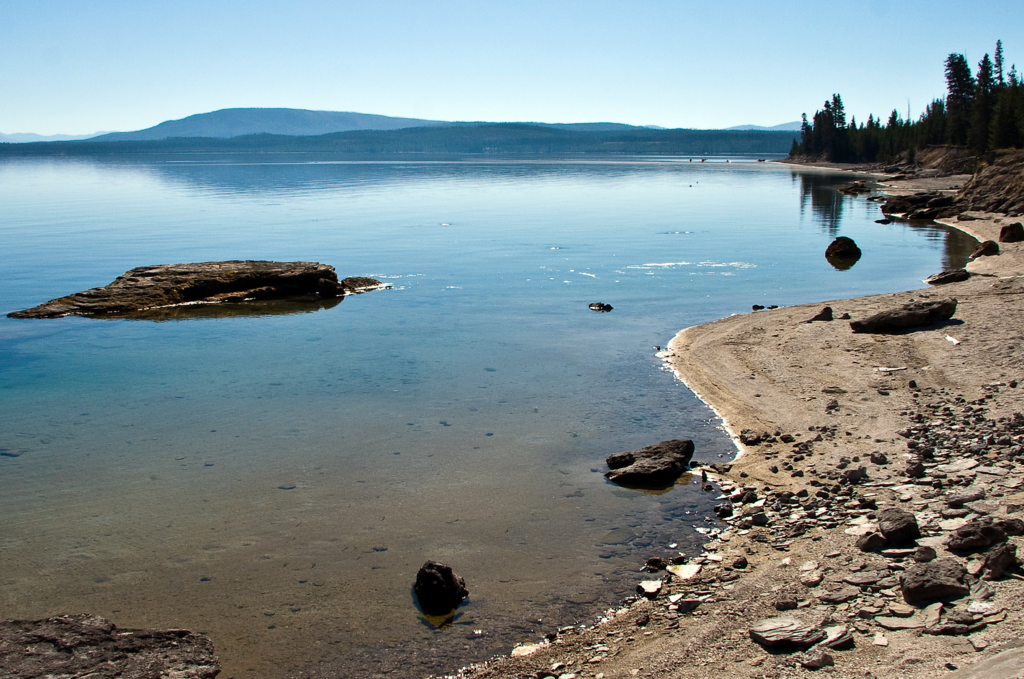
[0,123,798,156]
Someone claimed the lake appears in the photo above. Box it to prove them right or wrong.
[0,155,975,677]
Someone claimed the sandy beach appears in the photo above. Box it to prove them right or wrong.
[453,165,1024,679]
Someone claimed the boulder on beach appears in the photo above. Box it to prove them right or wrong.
[414,561,469,616]
[605,439,694,489]
[0,614,220,678]
[825,237,862,270]
[8,261,387,319]
[925,269,970,285]
[748,617,825,649]
[999,222,1024,243]
[877,508,921,547]
[900,558,969,604]
[849,298,957,334]
[970,240,1000,258]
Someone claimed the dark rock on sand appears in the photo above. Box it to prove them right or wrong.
[805,306,833,323]
[946,519,1007,552]
[605,440,694,488]
[589,302,613,312]
[900,558,970,604]
[999,222,1024,242]
[849,298,957,334]
[414,561,469,616]
[0,614,219,678]
[925,269,970,285]
[982,543,1018,580]
[825,237,862,270]
[9,261,385,319]
[856,532,887,553]
[970,240,1000,258]
[877,508,921,547]
[739,429,762,445]
[748,617,825,649]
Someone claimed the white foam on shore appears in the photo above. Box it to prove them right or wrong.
[658,331,746,463]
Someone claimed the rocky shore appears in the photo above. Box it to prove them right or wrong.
[443,153,1024,678]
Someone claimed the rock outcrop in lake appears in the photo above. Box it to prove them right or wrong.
[605,439,695,488]
[8,261,387,319]
[0,614,220,678]
[414,561,469,616]
[824,237,862,270]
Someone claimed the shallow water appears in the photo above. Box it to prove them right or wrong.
[0,156,974,677]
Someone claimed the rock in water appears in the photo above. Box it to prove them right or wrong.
[925,269,970,285]
[748,617,826,649]
[849,298,957,334]
[605,439,695,488]
[0,614,219,678]
[9,261,386,319]
[414,561,469,616]
[825,237,862,270]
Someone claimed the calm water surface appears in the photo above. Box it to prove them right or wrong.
[0,156,974,677]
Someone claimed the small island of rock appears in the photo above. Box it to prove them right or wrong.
[8,260,388,319]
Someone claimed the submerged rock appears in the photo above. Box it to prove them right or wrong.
[0,614,219,678]
[9,261,386,319]
[414,561,469,616]
[605,439,695,488]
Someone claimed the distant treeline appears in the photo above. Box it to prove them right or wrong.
[0,123,798,157]
[792,40,1024,163]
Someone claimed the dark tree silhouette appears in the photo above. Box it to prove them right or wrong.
[945,53,976,145]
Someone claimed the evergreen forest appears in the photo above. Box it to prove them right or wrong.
[791,40,1024,162]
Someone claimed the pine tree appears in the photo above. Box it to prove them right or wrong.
[990,77,1024,149]
[995,40,1005,86]
[945,53,975,145]
[970,54,997,151]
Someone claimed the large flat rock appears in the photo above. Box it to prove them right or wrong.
[604,439,694,489]
[9,260,386,319]
[0,614,220,678]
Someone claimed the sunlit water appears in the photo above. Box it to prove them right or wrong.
[0,155,975,677]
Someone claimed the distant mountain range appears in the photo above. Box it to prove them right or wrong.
[725,122,802,131]
[1,108,802,142]
[0,131,111,143]
[88,109,449,142]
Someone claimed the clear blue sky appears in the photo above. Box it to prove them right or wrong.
[3,0,1019,135]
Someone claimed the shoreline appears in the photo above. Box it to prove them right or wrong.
[452,168,1024,679]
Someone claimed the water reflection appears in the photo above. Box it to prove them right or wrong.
[795,171,977,272]
[113,295,344,321]
[905,221,979,272]
[795,171,848,237]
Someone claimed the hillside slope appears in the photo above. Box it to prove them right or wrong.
[90,108,447,141]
